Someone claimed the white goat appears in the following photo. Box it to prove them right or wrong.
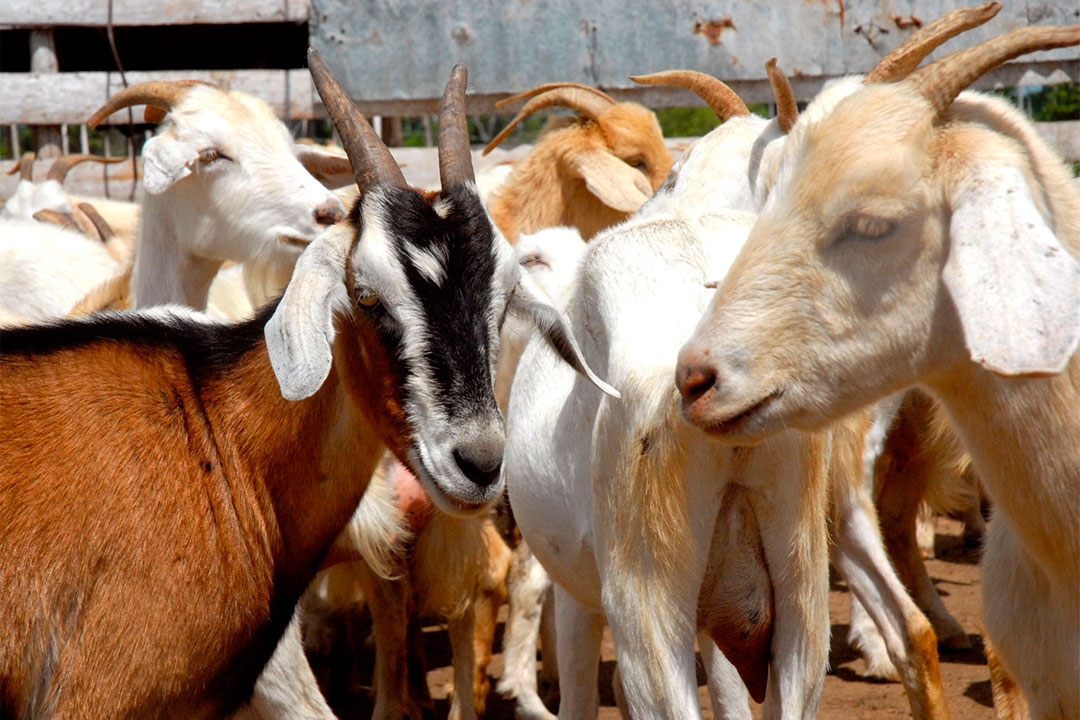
[504,71,833,720]
[677,25,1080,720]
[86,79,350,310]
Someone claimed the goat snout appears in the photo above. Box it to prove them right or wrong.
[676,352,718,406]
[313,199,345,226]
[453,438,503,487]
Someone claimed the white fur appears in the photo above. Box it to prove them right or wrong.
[127,85,344,310]
[505,110,831,719]
[0,220,124,323]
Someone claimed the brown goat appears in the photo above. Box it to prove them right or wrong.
[0,54,614,719]
[483,83,672,242]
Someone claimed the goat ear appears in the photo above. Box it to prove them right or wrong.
[567,149,652,213]
[509,272,621,398]
[944,165,1080,376]
[295,145,356,189]
[264,226,353,400]
[141,133,199,195]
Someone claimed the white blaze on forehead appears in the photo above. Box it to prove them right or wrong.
[432,196,453,219]
[406,242,449,286]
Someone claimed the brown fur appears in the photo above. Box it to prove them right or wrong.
[984,630,1030,720]
[488,108,672,243]
[0,308,412,718]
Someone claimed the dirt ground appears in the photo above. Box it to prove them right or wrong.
[310,516,992,719]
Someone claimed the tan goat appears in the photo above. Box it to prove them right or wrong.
[483,83,672,242]
[678,25,1080,720]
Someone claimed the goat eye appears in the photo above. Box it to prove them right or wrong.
[198,149,221,164]
[355,289,379,308]
[846,214,895,241]
[519,254,548,269]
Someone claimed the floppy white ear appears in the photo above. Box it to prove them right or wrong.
[944,165,1080,376]
[264,225,354,400]
[295,145,356,189]
[141,132,199,195]
[567,149,652,213]
[509,272,621,398]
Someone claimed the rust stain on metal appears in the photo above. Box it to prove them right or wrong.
[893,15,924,29]
[694,17,736,45]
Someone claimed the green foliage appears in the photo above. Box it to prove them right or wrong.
[655,107,720,137]
[1031,83,1079,122]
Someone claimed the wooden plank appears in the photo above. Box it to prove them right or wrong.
[4,0,308,27]
[1,70,317,126]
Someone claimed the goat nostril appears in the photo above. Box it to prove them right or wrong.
[677,363,717,405]
[314,201,344,226]
[452,449,502,487]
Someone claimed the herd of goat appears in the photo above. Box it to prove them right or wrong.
[0,4,1078,719]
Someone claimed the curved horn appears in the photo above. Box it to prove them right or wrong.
[307,48,406,191]
[910,25,1080,115]
[494,82,615,109]
[87,80,216,128]
[631,70,749,121]
[76,202,116,242]
[32,209,79,231]
[47,154,126,183]
[438,64,475,188]
[483,86,614,156]
[765,59,798,133]
[865,2,1003,83]
[8,152,36,181]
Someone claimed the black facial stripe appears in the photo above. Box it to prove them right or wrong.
[379,186,501,418]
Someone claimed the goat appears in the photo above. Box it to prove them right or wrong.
[503,68,835,720]
[85,79,352,310]
[0,219,125,324]
[482,83,672,242]
[3,152,125,224]
[677,25,1080,719]
[0,55,616,719]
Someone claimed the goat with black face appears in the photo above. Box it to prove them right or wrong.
[0,53,616,718]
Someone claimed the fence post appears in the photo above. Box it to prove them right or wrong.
[30,29,63,158]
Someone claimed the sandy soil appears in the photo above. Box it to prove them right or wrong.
[310,516,993,719]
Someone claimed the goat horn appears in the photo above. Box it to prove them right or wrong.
[87,80,216,128]
[47,154,127,183]
[483,87,613,156]
[76,202,116,242]
[865,2,1003,83]
[307,48,406,191]
[631,70,749,121]
[9,151,36,180]
[494,82,615,109]
[765,59,797,133]
[910,25,1080,115]
[438,64,475,188]
[32,209,79,231]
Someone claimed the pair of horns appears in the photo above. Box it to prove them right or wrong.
[308,48,473,191]
[630,65,796,131]
[862,2,1077,116]
[87,80,217,128]
[8,152,126,183]
[483,83,616,155]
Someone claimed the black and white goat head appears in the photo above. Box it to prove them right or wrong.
[266,51,618,515]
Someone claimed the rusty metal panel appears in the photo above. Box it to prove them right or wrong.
[310,0,1078,107]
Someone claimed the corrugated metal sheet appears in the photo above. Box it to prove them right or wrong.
[310,0,1078,109]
